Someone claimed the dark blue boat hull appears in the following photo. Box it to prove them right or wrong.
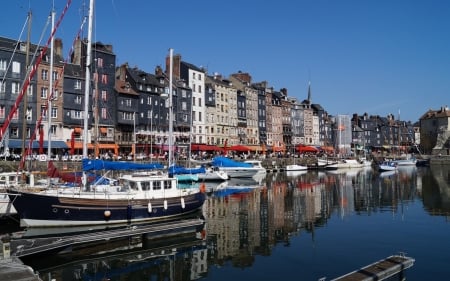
[7,189,206,228]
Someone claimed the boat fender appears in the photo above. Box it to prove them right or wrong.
[181,197,185,209]
[104,210,111,220]
[164,200,168,210]
[147,202,152,213]
[200,183,206,193]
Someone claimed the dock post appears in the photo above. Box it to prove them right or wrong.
[1,235,11,259]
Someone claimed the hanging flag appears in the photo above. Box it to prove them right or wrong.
[39,126,44,154]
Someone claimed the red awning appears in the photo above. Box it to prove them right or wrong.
[296,145,319,153]
[229,145,251,152]
[191,144,222,151]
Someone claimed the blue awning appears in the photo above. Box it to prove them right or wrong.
[4,140,68,149]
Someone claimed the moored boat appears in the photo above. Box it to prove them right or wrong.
[7,168,206,228]
[211,156,266,178]
[378,160,398,172]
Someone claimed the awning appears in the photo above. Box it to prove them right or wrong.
[296,145,319,153]
[96,143,118,150]
[100,127,107,134]
[66,141,94,149]
[229,145,252,152]
[191,144,222,151]
[6,140,68,149]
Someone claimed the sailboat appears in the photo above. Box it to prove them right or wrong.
[7,3,206,229]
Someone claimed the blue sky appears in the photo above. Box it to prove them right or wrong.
[2,0,449,122]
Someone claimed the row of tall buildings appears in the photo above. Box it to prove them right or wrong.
[0,35,448,158]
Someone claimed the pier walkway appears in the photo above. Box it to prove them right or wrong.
[330,253,415,281]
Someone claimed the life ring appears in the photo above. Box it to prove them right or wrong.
[39,154,47,161]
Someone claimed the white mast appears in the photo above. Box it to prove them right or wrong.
[47,7,55,165]
[168,48,174,170]
[83,0,94,159]
[82,0,94,189]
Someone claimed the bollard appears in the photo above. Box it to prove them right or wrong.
[1,234,11,259]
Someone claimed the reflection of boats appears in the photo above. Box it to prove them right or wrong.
[20,220,208,281]
[8,166,206,228]
[286,170,308,177]
[211,156,266,178]
[379,170,397,178]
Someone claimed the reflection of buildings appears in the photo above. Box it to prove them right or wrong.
[204,168,429,270]
[422,166,450,216]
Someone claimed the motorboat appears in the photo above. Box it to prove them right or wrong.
[378,160,398,172]
[211,157,266,178]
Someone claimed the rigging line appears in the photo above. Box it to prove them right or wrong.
[0,0,73,143]
[19,16,87,171]
[0,13,30,85]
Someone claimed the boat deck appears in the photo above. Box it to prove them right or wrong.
[330,254,415,281]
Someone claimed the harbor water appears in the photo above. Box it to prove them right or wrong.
[3,165,450,280]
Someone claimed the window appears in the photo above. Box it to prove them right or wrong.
[12,61,20,74]
[198,85,202,93]
[11,127,18,138]
[52,89,58,100]
[51,107,57,118]
[97,57,103,67]
[101,107,107,119]
[181,89,186,98]
[52,71,58,81]
[26,107,32,120]
[12,82,20,94]
[93,72,98,83]
[125,99,132,107]
[0,105,4,118]
[192,97,196,106]
[163,180,171,189]
[41,69,48,80]
[0,60,6,71]
[75,96,82,104]
[75,80,82,90]
[198,112,202,122]
[0,82,5,93]
[101,74,108,84]
[40,105,47,118]
[41,87,48,99]
[12,107,19,120]
[182,101,187,111]
[153,181,161,190]
[27,86,33,96]
[101,90,107,101]
[50,125,57,135]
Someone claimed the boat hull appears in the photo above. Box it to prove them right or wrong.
[7,188,206,228]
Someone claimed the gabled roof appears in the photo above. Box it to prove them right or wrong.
[115,80,138,95]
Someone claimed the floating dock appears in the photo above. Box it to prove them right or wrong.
[330,254,415,281]
[0,218,204,280]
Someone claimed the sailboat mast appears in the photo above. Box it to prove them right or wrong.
[83,0,94,159]
[47,8,55,163]
[168,48,174,169]
[21,10,32,162]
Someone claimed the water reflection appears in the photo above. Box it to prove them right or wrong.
[11,165,450,280]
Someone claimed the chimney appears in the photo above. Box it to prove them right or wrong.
[54,38,63,58]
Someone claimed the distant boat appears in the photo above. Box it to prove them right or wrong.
[285,164,308,172]
[393,157,417,166]
[378,160,398,172]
